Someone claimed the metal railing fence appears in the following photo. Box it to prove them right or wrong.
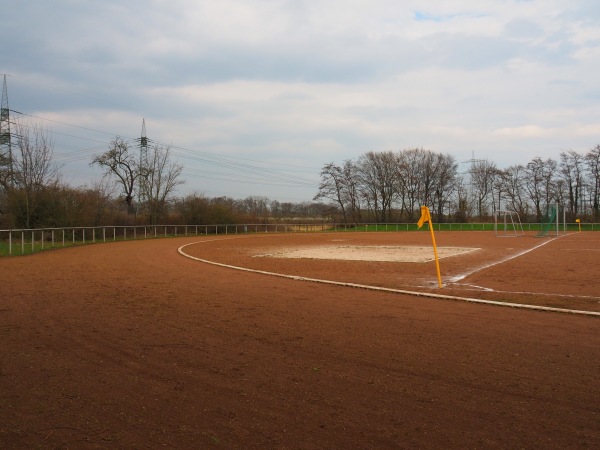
[0,222,597,256]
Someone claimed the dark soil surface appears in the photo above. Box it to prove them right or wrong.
[1,231,599,449]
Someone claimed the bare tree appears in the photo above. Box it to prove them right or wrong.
[396,149,423,220]
[396,148,457,221]
[469,159,497,219]
[270,200,297,218]
[419,150,441,208]
[314,162,349,222]
[356,151,398,222]
[237,196,270,222]
[524,157,545,221]
[314,160,362,223]
[499,165,528,218]
[142,144,184,225]
[91,137,145,214]
[524,157,557,221]
[174,192,211,224]
[339,160,363,223]
[453,177,471,222]
[0,152,11,190]
[4,121,62,227]
[432,153,458,221]
[559,150,585,219]
[585,144,600,220]
[542,158,558,211]
[316,149,457,223]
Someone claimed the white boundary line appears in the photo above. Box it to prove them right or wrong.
[178,239,600,318]
[448,283,600,301]
[447,236,560,283]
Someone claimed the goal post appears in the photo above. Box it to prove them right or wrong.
[494,210,525,237]
[536,202,566,237]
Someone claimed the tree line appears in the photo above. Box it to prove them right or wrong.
[314,146,600,223]
[2,119,600,229]
[0,121,330,229]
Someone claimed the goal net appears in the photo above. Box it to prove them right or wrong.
[494,210,525,237]
[536,203,567,237]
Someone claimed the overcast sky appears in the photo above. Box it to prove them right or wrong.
[2,0,600,202]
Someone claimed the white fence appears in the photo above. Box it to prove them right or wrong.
[1,222,598,256]
[0,223,328,256]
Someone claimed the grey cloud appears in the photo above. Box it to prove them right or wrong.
[561,0,600,21]
[3,0,600,201]
[421,33,518,70]
[503,19,544,39]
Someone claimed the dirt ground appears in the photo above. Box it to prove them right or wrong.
[1,231,599,449]
[183,231,600,312]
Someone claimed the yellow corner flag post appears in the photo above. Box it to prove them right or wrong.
[417,205,442,288]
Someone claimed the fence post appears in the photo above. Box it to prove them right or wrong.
[31,231,34,254]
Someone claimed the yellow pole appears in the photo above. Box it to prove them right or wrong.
[418,206,443,288]
[428,219,443,288]
[576,218,581,232]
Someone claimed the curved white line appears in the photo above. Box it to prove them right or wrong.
[178,240,600,318]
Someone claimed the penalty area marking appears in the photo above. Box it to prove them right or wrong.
[447,235,561,283]
[178,239,600,318]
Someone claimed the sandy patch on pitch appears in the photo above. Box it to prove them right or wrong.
[254,245,478,263]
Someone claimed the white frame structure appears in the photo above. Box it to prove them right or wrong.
[536,202,567,237]
[494,210,525,237]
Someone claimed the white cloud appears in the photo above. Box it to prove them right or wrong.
[1,0,600,200]
[493,125,549,138]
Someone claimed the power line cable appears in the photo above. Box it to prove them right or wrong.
[11,108,320,187]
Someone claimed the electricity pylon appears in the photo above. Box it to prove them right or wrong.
[135,118,149,213]
[0,74,13,182]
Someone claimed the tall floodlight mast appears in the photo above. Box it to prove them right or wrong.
[0,74,13,183]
